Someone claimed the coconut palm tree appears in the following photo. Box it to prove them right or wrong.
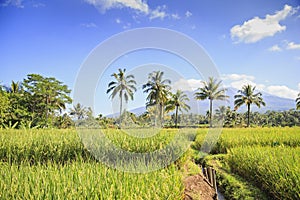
[165,90,190,128]
[69,103,87,120]
[194,77,228,127]
[296,93,300,110]
[142,71,171,127]
[106,68,136,125]
[234,84,266,127]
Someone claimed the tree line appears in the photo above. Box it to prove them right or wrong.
[0,71,299,129]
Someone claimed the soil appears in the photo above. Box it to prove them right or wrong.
[184,174,217,200]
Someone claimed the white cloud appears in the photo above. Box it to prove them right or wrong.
[222,74,265,91]
[149,5,167,20]
[171,13,180,20]
[80,22,98,28]
[85,0,175,21]
[1,0,24,8]
[172,78,204,92]
[222,74,255,81]
[185,11,192,18]
[268,44,282,52]
[84,0,149,14]
[287,42,300,50]
[298,83,300,91]
[266,85,298,99]
[115,18,121,24]
[230,5,295,43]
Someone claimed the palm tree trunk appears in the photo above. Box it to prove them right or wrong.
[155,103,159,127]
[175,106,179,128]
[209,99,213,128]
[119,91,123,128]
[160,103,163,127]
[247,104,250,127]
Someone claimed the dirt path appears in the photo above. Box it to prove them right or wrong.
[184,173,217,200]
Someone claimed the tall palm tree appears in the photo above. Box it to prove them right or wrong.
[234,84,266,127]
[106,68,136,125]
[165,90,190,128]
[142,71,171,127]
[296,93,300,110]
[194,77,228,127]
[69,103,87,120]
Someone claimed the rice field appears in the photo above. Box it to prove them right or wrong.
[0,129,188,199]
[193,127,300,200]
[1,127,300,199]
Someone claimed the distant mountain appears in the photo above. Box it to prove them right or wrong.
[106,87,296,117]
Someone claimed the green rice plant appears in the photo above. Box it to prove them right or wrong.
[227,146,300,200]
[192,127,300,153]
[0,161,184,199]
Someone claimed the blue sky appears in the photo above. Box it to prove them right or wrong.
[1,0,300,115]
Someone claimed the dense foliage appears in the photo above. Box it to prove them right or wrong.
[1,73,299,129]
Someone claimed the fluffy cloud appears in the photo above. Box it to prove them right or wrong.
[84,0,149,14]
[222,73,265,90]
[185,11,192,18]
[230,5,295,43]
[266,85,298,99]
[287,42,300,50]
[85,0,173,21]
[149,5,167,20]
[1,0,24,8]
[268,44,282,52]
[172,78,203,92]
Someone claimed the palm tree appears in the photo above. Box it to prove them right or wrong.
[296,93,300,110]
[142,71,171,127]
[215,106,228,121]
[5,81,22,93]
[165,90,190,128]
[69,103,87,120]
[234,84,266,127]
[194,77,228,127]
[106,68,136,125]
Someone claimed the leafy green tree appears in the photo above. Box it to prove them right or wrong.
[296,93,300,110]
[0,88,9,127]
[234,84,266,127]
[54,113,74,129]
[143,71,171,127]
[194,77,228,127]
[165,90,190,127]
[23,74,72,127]
[106,68,137,126]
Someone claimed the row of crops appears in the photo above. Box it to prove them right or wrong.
[0,129,188,199]
[1,127,299,199]
[193,127,300,200]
